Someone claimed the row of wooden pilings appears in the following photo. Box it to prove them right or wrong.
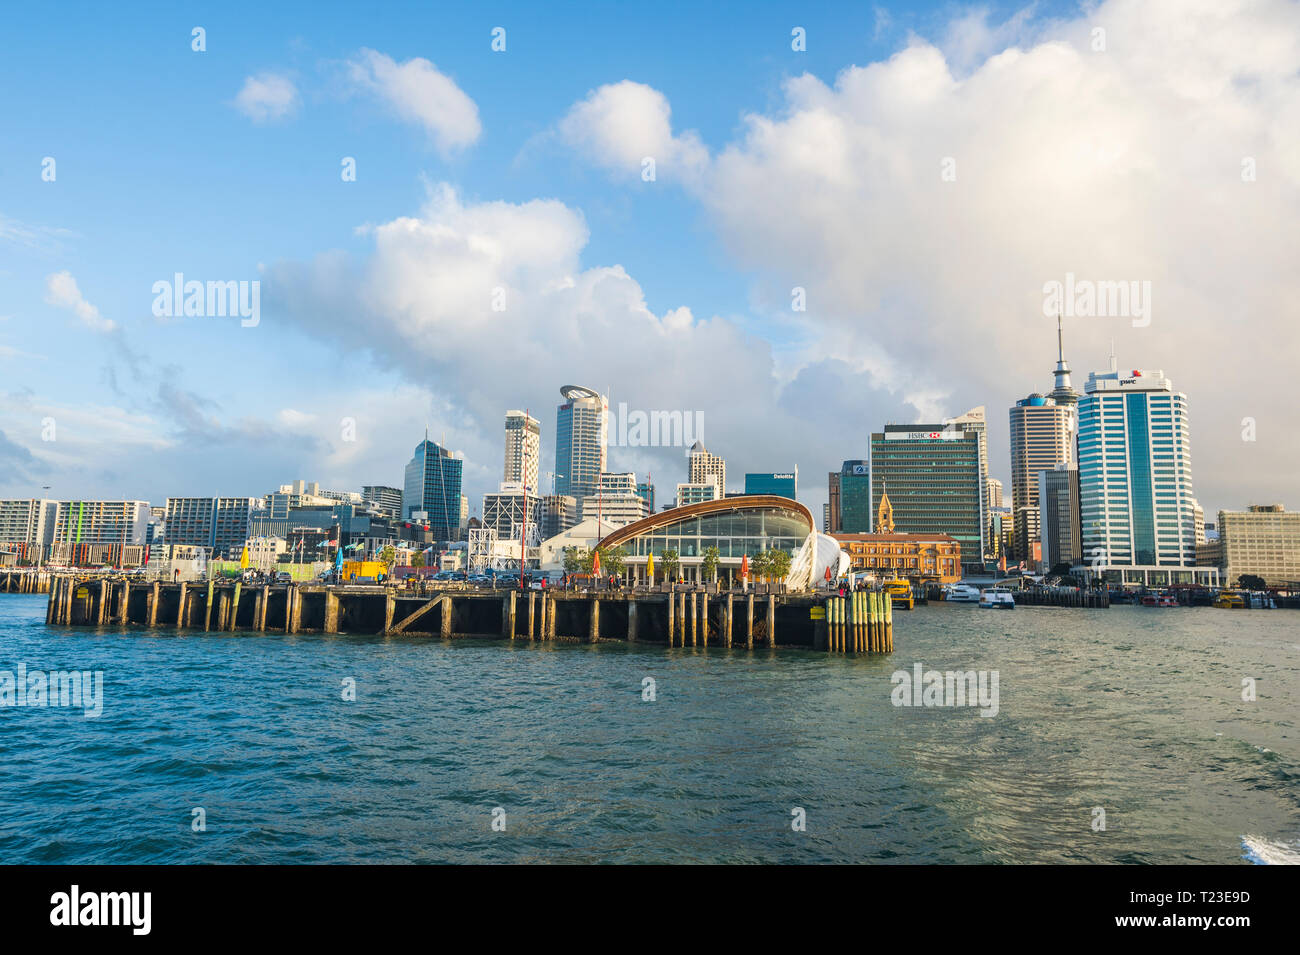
[1,570,53,594]
[824,591,894,653]
[44,575,278,631]
[40,576,896,654]
[500,590,781,648]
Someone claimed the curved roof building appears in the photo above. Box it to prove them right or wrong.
[596,495,846,589]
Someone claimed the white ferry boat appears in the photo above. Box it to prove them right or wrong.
[979,587,1015,609]
[944,582,981,602]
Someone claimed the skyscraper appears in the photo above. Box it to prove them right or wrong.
[870,422,984,574]
[826,470,841,532]
[555,386,607,502]
[1039,464,1082,570]
[503,410,541,491]
[403,434,464,541]
[942,407,990,559]
[1008,393,1074,560]
[838,460,871,533]
[687,441,726,495]
[1077,359,1214,587]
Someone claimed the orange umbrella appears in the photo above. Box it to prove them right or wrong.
[740,554,749,578]
[591,549,601,576]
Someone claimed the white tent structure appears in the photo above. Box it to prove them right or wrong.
[787,532,851,590]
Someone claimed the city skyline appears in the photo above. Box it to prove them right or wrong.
[3,0,1297,526]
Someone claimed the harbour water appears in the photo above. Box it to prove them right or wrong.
[0,592,1296,864]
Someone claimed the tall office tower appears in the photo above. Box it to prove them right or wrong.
[361,485,403,520]
[1038,465,1081,570]
[555,386,607,502]
[826,471,841,532]
[1078,360,1213,587]
[1008,393,1074,559]
[985,477,1003,510]
[838,460,871,533]
[943,407,990,558]
[403,434,464,541]
[687,441,726,495]
[504,410,541,491]
[869,422,985,574]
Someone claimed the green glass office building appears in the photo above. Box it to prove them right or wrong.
[869,425,985,573]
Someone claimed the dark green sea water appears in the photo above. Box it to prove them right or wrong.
[0,592,1296,863]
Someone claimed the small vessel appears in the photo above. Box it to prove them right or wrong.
[944,582,981,603]
[1157,593,1179,608]
[882,578,914,610]
[1140,593,1160,607]
[979,587,1015,609]
[1212,591,1246,609]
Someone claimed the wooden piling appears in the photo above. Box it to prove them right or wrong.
[700,592,709,647]
[766,594,777,648]
[232,583,243,632]
[724,593,733,648]
[667,593,675,647]
[746,593,754,649]
[627,600,638,641]
[690,592,697,646]
[383,594,395,633]
[528,592,536,639]
[588,598,600,642]
[176,582,187,628]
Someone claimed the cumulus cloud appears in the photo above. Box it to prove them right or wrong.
[559,80,708,181]
[555,0,1300,511]
[44,271,115,332]
[234,72,300,123]
[263,183,915,510]
[346,49,480,153]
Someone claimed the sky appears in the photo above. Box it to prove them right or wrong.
[1,0,1297,525]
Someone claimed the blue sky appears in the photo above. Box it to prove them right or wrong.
[2,0,1297,520]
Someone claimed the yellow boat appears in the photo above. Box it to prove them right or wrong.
[882,578,914,610]
[1212,591,1246,609]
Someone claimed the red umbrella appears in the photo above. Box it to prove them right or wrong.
[824,566,832,582]
[740,554,749,578]
[591,549,602,576]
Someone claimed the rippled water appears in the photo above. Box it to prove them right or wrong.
[0,593,1296,863]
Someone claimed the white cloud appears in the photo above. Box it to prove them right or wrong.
[558,80,708,181]
[553,0,1300,511]
[44,271,115,332]
[346,49,480,153]
[263,183,912,512]
[234,72,300,123]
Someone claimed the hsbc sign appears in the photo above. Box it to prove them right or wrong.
[885,430,965,441]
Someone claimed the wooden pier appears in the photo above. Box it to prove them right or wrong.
[0,569,54,594]
[35,576,895,654]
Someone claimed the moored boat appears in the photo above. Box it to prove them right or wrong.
[979,587,1015,609]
